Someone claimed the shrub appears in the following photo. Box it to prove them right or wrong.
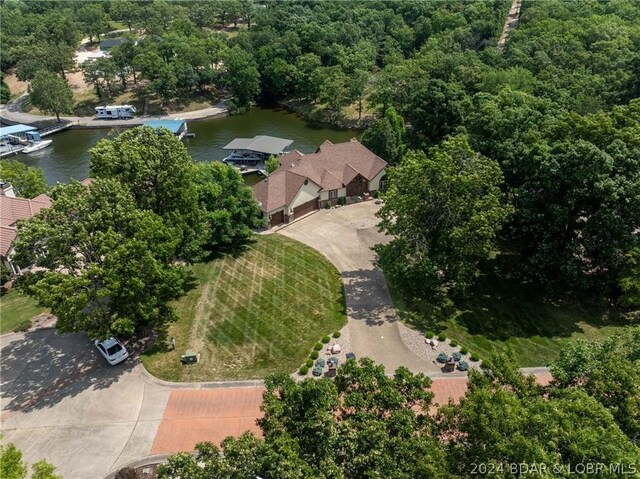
[298,365,309,375]
[438,333,446,341]
[306,359,314,368]
[337,197,346,206]
[332,331,341,338]
[372,190,379,199]
[310,351,319,360]
[321,335,331,343]
[324,202,331,209]
[13,319,31,332]
[436,352,448,363]
[452,351,462,362]
[115,467,139,479]
[316,358,326,368]
[449,339,458,347]
[425,331,434,339]
[313,342,323,351]
[457,361,469,372]
[470,353,480,362]
[460,347,468,355]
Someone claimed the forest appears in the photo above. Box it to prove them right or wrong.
[1,0,638,322]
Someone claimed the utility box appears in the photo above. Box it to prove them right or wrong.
[181,350,198,364]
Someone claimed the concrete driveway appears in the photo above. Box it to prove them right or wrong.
[279,202,429,374]
[0,329,170,479]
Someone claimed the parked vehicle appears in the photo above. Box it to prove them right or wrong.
[94,337,129,365]
[94,105,136,120]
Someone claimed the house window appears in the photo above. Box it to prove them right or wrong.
[329,189,338,199]
[379,175,388,191]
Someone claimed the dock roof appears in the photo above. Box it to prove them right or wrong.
[143,120,186,134]
[223,135,293,155]
[0,124,37,137]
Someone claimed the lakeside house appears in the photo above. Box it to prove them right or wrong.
[0,182,51,275]
[253,139,387,228]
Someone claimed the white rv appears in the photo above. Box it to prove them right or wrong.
[94,105,137,119]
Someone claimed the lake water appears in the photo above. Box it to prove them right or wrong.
[13,107,360,185]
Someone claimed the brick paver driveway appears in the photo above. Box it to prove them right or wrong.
[278,202,430,374]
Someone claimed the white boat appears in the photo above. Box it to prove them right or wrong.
[22,139,52,153]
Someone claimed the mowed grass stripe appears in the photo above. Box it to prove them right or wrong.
[142,235,346,381]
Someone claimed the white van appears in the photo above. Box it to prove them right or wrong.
[95,105,137,120]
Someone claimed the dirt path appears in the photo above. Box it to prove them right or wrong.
[498,0,523,52]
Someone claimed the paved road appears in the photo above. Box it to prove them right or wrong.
[279,202,431,374]
[0,97,227,128]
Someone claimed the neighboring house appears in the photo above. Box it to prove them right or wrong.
[0,182,51,275]
[253,139,387,228]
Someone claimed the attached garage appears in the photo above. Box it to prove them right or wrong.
[269,210,285,228]
[293,198,318,218]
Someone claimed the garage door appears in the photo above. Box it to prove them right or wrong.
[269,210,284,228]
[293,198,318,218]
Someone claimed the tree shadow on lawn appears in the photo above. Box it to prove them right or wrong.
[199,237,257,263]
[1,329,135,414]
[396,254,626,342]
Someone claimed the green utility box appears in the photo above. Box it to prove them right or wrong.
[181,350,198,364]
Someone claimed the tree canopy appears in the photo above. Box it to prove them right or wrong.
[28,71,73,122]
[376,135,512,296]
[0,160,47,199]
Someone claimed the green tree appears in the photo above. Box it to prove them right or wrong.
[82,58,119,100]
[31,461,62,479]
[0,443,26,479]
[14,179,189,339]
[0,160,47,199]
[361,108,405,164]
[1,73,10,103]
[619,247,640,311]
[77,3,111,44]
[265,155,280,174]
[89,127,203,261]
[28,71,74,122]
[192,162,262,250]
[222,45,260,110]
[439,351,640,477]
[318,66,350,113]
[376,135,512,296]
[550,328,640,440]
[109,0,141,32]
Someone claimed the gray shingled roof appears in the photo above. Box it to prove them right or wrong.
[223,135,293,155]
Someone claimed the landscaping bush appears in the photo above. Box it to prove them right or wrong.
[425,331,434,339]
[460,347,468,355]
[324,201,331,209]
[457,361,469,371]
[115,468,139,479]
[321,335,331,343]
[470,353,480,362]
[333,331,341,338]
[437,352,448,363]
[306,359,314,368]
[438,333,447,341]
[452,351,462,362]
[313,342,323,351]
[13,319,31,333]
[337,197,346,206]
[298,365,309,375]
[310,351,319,360]
[372,190,379,199]
[449,339,458,347]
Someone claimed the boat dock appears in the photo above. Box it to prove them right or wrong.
[39,122,72,137]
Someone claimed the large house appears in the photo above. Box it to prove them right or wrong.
[253,139,387,228]
[0,182,51,275]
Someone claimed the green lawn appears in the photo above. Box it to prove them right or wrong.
[142,235,347,381]
[0,289,47,334]
[390,254,630,367]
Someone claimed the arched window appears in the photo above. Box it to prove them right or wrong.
[379,174,388,191]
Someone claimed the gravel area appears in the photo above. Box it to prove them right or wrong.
[398,322,481,374]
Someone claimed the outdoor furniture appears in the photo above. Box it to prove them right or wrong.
[181,350,198,364]
[312,365,324,377]
[436,352,448,363]
[443,359,456,373]
[452,351,462,362]
[327,356,339,367]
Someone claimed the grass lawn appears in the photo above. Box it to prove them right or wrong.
[390,253,630,367]
[0,290,47,334]
[141,235,347,381]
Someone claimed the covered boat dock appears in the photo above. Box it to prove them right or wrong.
[143,119,190,139]
[0,124,37,157]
